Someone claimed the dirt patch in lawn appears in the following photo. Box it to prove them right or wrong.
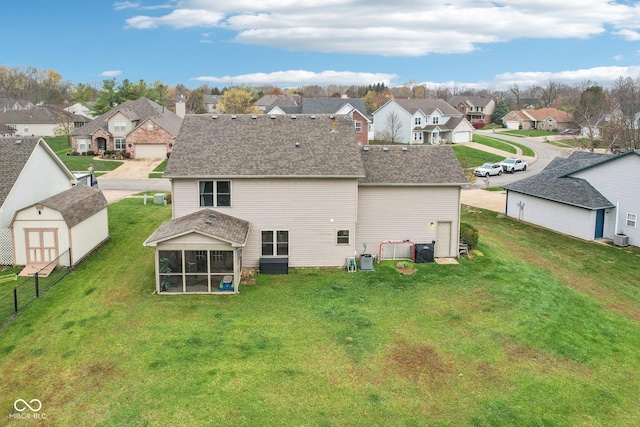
[387,341,455,383]
[396,267,417,275]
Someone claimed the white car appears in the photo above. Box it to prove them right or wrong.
[500,157,528,173]
[474,162,503,177]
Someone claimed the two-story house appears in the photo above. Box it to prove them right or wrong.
[373,99,474,144]
[144,114,468,294]
[448,96,496,125]
[71,97,182,159]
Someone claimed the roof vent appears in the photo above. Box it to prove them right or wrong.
[231,115,237,120]
[363,146,370,152]
[295,142,300,148]
[211,115,218,120]
[204,220,212,226]
[382,147,389,153]
[251,115,257,120]
[291,115,297,120]
[310,115,317,120]
[402,147,408,152]
[15,139,22,144]
[270,115,276,120]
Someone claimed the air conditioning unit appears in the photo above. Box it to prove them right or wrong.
[614,233,629,247]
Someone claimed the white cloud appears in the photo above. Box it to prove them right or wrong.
[192,70,398,86]
[122,0,640,56]
[99,70,123,77]
[613,55,624,61]
[113,1,139,11]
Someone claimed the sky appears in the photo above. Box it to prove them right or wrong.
[4,0,640,91]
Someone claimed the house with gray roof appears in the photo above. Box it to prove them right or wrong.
[0,105,88,137]
[71,97,182,159]
[503,150,640,246]
[144,114,468,294]
[0,137,76,265]
[448,96,496,124]
[372,99,474,144]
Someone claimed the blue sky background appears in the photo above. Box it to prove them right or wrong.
[4,0,640,90]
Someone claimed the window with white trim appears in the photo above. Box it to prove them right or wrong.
[261,230,289,256]
[414,132,422,141]
[337,230,350,245]
[627,213,637,228]
[147,121,153,131]
[199,180,231,207]
[414,117,421,126]
[114,121,126,132]
[355,121,362,133]
[24,125,29,133]
[114,138,126,150]
[433,117,439,124]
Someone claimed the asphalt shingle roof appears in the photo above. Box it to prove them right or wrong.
[144,208,250,246]
[28,184,108,228]
[301,98,368,117]
[392,99,462,116]
[164,114,366,178]
[360,145,468,185]
[0,105,80,125]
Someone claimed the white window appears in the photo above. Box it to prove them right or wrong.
[115,138,126,150]
[354,121,362,133]
[147,121,153,131]
[78,138,90,151]
[414,117,421,126]
[261,230,289,256]
[24,125,29,133]
[414,132,422,141]
[199,180,231,207]
[433,117,439,124]
[337,230,350,245]
[114,121,126,132]
[627,213,637,228]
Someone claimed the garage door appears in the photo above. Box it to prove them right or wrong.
[504,121,519,129]
[135,144,167,159]
[453,131,471,143]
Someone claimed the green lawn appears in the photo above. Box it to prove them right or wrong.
[43,137,124,173]
[453,145,505,168]
[500,129,556,138]
[148,159,168,178]
[473,135,517,155]
[1,200,639,426]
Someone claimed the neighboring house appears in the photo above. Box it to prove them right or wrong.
[144,114,467,294]
[71,97,182,159]
[254,94,300,112]
[203,95,220,113]
[578,104,624,140]
[64,102,95,119]
[373,99,474,144]
[503,150,640,247]
[502,108,573,131]
[448,96,496,124]
[0,105,88,137]
[267,98,372,145]
[0,137,76,265]
[12,185,109,267]
[0,99,34,111]
[0,123,16,137]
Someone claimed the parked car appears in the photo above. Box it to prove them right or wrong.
[474,162,503,177]
[560,128,578,135]
[500,157,528,173]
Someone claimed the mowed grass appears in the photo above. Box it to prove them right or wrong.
[1,200,640,425]
[473,135,517,155]
[453,145,505,168]
[44,137,124,173]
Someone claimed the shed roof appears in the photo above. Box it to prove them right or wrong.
[144,209,250,247]
[21,185,109,228]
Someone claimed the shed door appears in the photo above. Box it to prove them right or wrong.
[435,222,451,258]
[595,209,605,239]
[25,229,58,264]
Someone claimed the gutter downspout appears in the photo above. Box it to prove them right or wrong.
[614,201,620,235]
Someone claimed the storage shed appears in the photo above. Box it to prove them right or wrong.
[12,185,109,267]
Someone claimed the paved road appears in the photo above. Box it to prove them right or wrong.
[467,129,572,189]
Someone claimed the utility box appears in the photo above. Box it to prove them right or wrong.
[359,254,374,271]
[614,233,629,247]
[153,193,166,205]
[260,258,288,274]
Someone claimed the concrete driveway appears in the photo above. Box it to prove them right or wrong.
[97,159,167,204]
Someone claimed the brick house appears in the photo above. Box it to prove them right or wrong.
[71,97,182,159]
[448,96,496,125]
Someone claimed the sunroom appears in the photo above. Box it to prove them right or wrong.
[143,209,250,294]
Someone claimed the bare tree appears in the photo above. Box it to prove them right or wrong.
[573,85,612,151]
[611,76,640,150]
[386,111,403,143]
[509,83,522,108]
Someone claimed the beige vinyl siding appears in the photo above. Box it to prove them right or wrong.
[69,209,109,265]
[172,178,358,267]
[357,186,461,258]
[12,206,67,266]
[506,192,596,241]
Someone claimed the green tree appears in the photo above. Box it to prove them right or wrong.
[90,78,119,115]
[187,88,206,114]
[71,83,96,104]
[492,99,509,125]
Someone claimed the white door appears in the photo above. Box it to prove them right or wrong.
[435,222,451,258]
[25,229,58,264]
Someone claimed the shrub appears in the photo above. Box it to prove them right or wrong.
[460,222,479,249]
[472,122,485,129]
[86,150,95,156]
